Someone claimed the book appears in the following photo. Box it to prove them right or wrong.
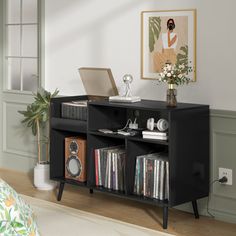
[134,155,144,195]
[142,130,167,136]
[133,152,168,200]
[134,157,138,194]
[94,145,126,191]
[154,159,161,199]
[145,157,155,198]
[165,161,169,200]
[109,96,141,103]
[94,149,99,186]
[97,145,123,187]
[117,151,126,191]
[159,160,165,200]
[143,134,168,140]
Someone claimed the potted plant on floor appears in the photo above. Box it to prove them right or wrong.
[18,88,59,190]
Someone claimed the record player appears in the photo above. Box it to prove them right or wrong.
[60,67,119,121]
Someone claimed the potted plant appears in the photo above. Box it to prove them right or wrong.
[18,88,59,190]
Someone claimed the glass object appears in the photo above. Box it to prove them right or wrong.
[123,74,133,97]
[166,84,177,107]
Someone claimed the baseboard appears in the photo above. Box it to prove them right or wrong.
[175,199,236,224]
[0,155,36,173]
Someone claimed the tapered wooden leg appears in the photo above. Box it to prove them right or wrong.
[57,182,65,201]
[163,206,168,229]
[89,188,93,194]
[192,200,199,219]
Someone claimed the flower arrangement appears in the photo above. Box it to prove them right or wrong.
[158,63,192,86]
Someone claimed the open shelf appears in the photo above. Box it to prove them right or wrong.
[91,187,168,207]
[51,117,87,133]
[128,136,169,145]
[88,131,126,139]
[88,131,169,145]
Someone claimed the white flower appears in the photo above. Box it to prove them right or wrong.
[167,73,171,77]
[164,71,167,75]
[171,70,174,74]
[178,74,183,78]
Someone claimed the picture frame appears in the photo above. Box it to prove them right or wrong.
[141,9,196,81]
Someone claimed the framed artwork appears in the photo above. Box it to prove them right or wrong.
[141,9,196,81]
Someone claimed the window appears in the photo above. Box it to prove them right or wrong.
[5,0,39,92]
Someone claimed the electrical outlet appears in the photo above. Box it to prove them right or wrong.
[219,168,233,185]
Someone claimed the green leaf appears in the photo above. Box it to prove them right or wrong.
[32,122,37,136]
[4,209,10,222]
[16,229,27,234]
[149,17,161,53]
[11,221,24,228]
[0,221,3,228]
[0,225,6,233]
[18,88,59,138]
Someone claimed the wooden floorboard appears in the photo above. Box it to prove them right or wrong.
[0,168,236,236]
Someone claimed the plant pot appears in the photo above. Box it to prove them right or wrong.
[34,163,56,190]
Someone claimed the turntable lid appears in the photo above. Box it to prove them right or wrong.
[79,67,118,97]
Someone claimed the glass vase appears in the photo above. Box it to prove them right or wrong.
[166,84,177,107]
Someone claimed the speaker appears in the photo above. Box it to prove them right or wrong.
[65,137,86,182]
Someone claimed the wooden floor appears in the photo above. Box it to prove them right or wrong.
[1,168,236,236]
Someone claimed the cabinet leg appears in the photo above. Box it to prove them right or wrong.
[192,200,199,219]
[57,182,65,201]
[89,188,93,194]
[163,206,168,229]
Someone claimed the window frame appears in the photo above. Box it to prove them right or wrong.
[3,0,42,94]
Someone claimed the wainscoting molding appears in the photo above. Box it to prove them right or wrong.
[3,101,37,158]
[177,109,236,224]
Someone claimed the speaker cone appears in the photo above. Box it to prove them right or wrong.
[66,155,82,177]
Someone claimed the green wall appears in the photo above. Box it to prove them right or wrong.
[177,110,236,223]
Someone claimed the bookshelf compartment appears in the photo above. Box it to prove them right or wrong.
[88,105,127,131]
[126,140,167,195]
[50,129,87,181]
[87,134,126,187]
[51,117,87,133]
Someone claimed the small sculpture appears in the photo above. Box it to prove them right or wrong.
[123,74,133,97]
[109,74,141,103]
